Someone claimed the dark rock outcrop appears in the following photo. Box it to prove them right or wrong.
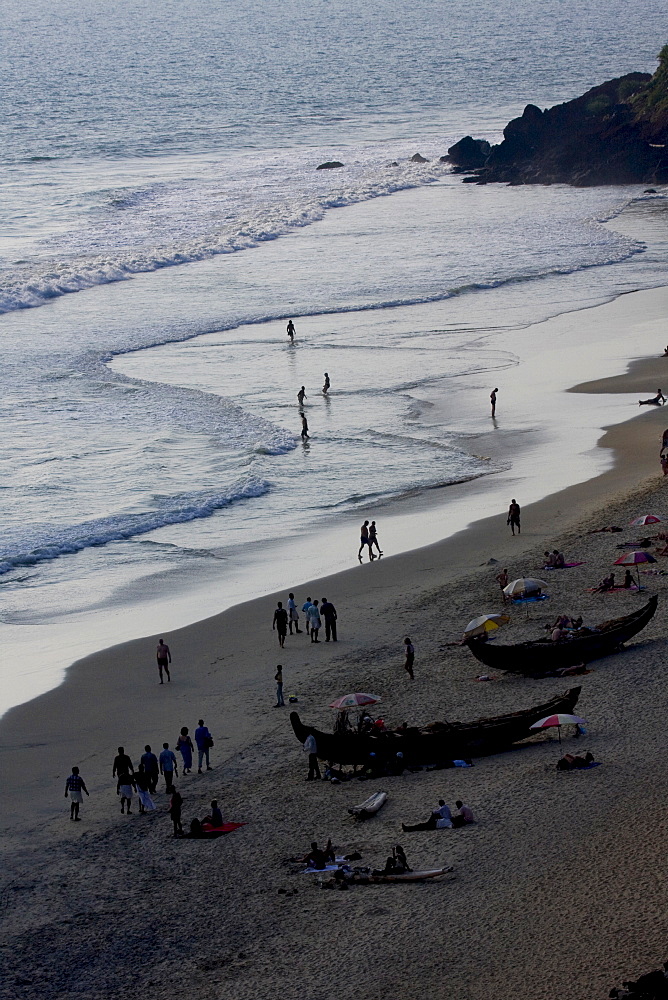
[450,46,668,186]
[316,161,344,170]
[445,136,491,168]
[410,153,429,163]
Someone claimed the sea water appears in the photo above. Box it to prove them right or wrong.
[1,0,668,711]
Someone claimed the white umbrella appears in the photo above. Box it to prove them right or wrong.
[530,713,587,743]
[503,577,548,598]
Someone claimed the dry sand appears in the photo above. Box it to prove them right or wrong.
[3,304,668,999]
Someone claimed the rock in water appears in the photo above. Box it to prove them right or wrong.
[410,153,429,162]
[445,136,491,168]
[316,161,344,170]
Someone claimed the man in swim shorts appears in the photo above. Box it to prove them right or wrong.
[507,499,521,535]
[156,638,171,683]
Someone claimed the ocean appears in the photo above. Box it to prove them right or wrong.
[1,0,668,712]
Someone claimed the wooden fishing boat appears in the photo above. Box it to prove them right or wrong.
[348,790,387,820]
[466,595,658,675]
[369,866,453,883]
[289,686,581,766]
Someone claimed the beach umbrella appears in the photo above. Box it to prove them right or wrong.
[329,692,381,710]
[530,713,588,744]
[629,514,663,526]
[463,613,510,639]
[503,578,548,598]
[613,550,657,587]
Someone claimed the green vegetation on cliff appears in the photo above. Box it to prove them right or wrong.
[632,45,668,135]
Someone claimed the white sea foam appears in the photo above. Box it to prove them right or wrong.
[0,478,270,576]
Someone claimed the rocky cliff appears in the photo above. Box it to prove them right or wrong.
[448,47,668,186]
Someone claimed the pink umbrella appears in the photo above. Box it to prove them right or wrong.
[613,550,656,587]
[329,692,381,710]
[629,515,663,526]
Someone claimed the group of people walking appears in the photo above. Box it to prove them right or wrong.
[273,593,338,646]
[64,720,215,820]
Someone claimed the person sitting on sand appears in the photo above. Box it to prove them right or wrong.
[189,818,204,838]
[451,801,475,827]
[304,842,328,869]
[553,549,565,568]
[551,625,567,642]
[402,799,452,832]
[544,551,556,568]
[378,845,411,875]
[202,799,223,828]
[623,569,634,589]
[639,389,666,406]
[594,572,615,593]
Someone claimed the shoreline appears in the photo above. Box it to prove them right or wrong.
[3,297,668,997]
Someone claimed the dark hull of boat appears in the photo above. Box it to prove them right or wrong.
[290,687,581,766]
[466,595,658,675]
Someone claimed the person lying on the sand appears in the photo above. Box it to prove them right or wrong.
[639,389,666,406]
[556,752,595,771]
[555,662,588,677]
[402,799,452,831]
[589,525,622,533]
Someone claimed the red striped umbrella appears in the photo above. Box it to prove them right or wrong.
[530,713,587,743]
[613,550,656,587]
[329,693,381,710]
[629,515,663,526]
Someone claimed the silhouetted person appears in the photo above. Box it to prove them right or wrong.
[287,319,295,342]
[273,601,289,648]
[323,372,330,394]
[507,499,521,535]
[490,387,498,417]
[156,638,171,683]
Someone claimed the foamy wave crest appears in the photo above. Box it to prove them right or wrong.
[0,478,270,575]
[0,150,449,314]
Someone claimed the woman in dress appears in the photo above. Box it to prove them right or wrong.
[307,599,322,642]
[176,727,194,774]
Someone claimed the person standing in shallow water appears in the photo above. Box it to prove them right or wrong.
[490,388,498,418]
[323,372,330,394]
[156,637,171,684]
[507,499,521,535]
[301,414,309,440]
[297,386,307,407]
[287,319,295,342]
[64,766,89,821]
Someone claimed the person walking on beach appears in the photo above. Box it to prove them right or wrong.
[287,592,302,634]
[507,499,521,535]
[273,601,289,648]
[496,567,509,601]
[303,732,321,780]
[141,745,159,793]
[112,746,134,782]
[195,719,213,773]
[117,763,136,814]
[323,372,330,394]
[159,742,178,793]
[320,597,338,641]
[64,766,89,821]
[369,520,383,556]
[301,414,309,440]
[403,637,415,679]
[358,520,373,562]
[490,388,498,418]
[274,664,285,706]
[134,764,156,814]
[287,319,296,343]
[297,386,307,407]
[306,599,322,642]
[156,638,171,684]
[302,596,313,635]
[169,790,183,837]
[176,727,194,774]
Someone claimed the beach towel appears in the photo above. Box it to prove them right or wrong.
[544,562,584,569]
[200,822,246,835]
[302,864,340,874]
[511,594,549,604]
[585,585,640,593]
[558,761,602,772]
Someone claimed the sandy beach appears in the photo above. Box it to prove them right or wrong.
[3,288,668,999]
